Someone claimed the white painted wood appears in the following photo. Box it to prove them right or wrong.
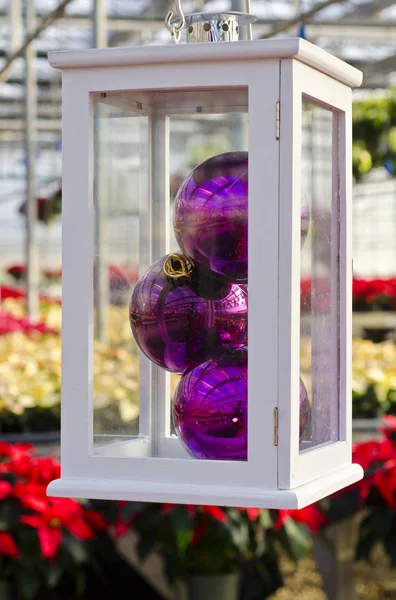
[278,59,355,490]
[48,38,362,88]
[58,60,279,496]
[61,72,94,477]
[54,42,361,506]
[47,463,363,509]
[137,114,152,442]
[278,59,300,490]
[330,110,341,443]
[150,111,172,458]
[339,89,353,450]
[248,60,279,491]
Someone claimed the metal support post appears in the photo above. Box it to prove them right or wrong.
[25,0,39,320]
[93,0,109,342]
[8,0,23,53]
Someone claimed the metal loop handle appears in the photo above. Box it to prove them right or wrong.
[165,0,185,43]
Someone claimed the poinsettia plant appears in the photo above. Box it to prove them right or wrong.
[0,442,111,599]
[281,416,396,566]
[300,277,396,313]
[113,501,311,598]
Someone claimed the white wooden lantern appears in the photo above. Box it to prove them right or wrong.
[47,33,363,509]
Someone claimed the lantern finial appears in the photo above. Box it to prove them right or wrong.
[165,0,186,44]
[165,1,257,44]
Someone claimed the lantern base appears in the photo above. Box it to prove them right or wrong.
[47,463,362,509]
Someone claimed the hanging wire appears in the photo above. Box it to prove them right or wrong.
[165,0,186,44]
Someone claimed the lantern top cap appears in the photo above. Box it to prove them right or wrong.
[185,11,258,25]
[48,37,362,89]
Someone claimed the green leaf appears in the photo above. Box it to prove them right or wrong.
[168,506,190,529]
[163,553,183,585]
[369,508,393,539]
[325,489,361,523]
[47,564,62,589]
[281,519,311,561]
[64,536,89,565]
[228,521,250,556]
[76,569,87,597]
[259,510,272,529]
[121,502,147,522]
[137,534,155,562]
[169,506,193,555]
[19,572,41,600]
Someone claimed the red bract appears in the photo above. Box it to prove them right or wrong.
[246,508,261,521]
[373,459,396,509]
[161,504,195,516]
[29,457,60,486]
[0,286,25,300]
[0,532,20,558]
[202,506,227,522]
[21,498,94,559]
[285,505,329,533]
[352,277,396,306]
[380,415,396,441]
[13,481,47,499]
[84,510,108,531]
[0,311,57,337]
[1,454,34,479]
[273,510,290,531]
[191,522,206,545]
[0,481,12,500]
[114,515,130,538]
[351,439,394,472]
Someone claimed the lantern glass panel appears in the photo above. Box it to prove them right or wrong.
[300,99,340,451]
[91,88,249,461]
[93,100,147,450]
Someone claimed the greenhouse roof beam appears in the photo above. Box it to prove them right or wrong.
[261,0,349,38]
[362,53,396,78]
[0,0,76,84]
[0,14,393,43]
[343,0,396,18]
[0,119,61,132]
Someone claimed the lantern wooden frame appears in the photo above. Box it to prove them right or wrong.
[47,38,363,509]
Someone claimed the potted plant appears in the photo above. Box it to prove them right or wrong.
[0,441,112,599]
[281,416,396,599]
[114,501,311,600]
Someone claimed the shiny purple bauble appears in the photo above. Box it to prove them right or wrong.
[174,152,249,284]
[299,377,311,441]
[129,255,248,374]
[173,348,247,460]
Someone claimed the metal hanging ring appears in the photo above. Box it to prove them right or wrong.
[165,0,185,44]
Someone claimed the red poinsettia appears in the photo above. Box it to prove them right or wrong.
[0,311,57,337]
[0,532,20,558]
[274,506,329,533]
[21,497,95,559]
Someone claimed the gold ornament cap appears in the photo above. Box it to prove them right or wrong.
[163,253,194,286]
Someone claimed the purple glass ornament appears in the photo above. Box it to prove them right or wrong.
[173,348,247,460]
[299,376,311,441]
[174,152,249,284]
[129,254,248,374]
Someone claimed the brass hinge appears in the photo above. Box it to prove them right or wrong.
[273,407,278,446]
[276,101,280,140]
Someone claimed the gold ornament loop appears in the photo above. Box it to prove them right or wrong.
[163,253,194,286]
